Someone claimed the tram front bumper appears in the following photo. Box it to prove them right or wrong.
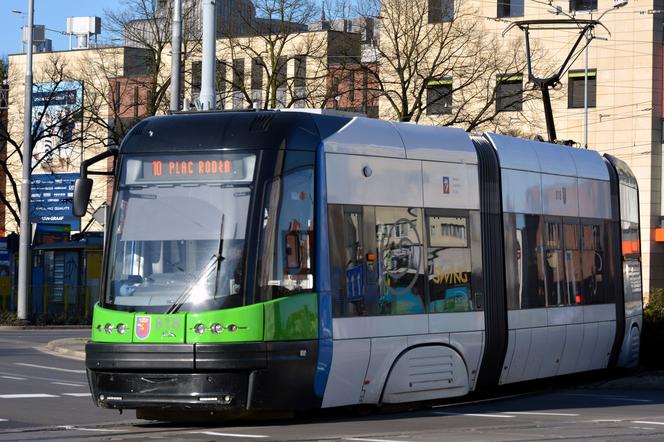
[85,341,318,411]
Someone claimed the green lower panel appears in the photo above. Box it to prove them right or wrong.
[264,292,318,341]
[91,304,133,343]
[90,292,318,344]
[186,303,264,343]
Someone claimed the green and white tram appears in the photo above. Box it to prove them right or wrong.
[75,110,643,416]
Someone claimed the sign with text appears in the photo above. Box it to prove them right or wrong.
[30,173,81,231]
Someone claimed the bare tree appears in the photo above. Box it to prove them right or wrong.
[358,0,543,131]
[105,0,203,116]
[186,0,360,110]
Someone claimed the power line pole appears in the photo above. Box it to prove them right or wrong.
[17,0,35,322]
[170,0,182,112]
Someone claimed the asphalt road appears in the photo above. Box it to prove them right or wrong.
[1,329,664,441]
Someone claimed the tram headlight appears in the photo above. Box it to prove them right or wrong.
[117,323,128,334]
[227,324,238,332]
[194,323,206,334]
[104,323,114,334]
[210,323,223,334]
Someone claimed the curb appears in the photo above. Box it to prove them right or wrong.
[45,337,87,361]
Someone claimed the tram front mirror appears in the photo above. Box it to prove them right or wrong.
[73,177,93,217]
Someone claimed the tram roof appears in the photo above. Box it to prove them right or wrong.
[119,110,352,154]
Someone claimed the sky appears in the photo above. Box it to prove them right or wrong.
[0,0,120,58]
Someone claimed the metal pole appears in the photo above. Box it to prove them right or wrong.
[170,0,182,112]
[199,0,217,110]
[584,35,589,148]
[17,0,34,322]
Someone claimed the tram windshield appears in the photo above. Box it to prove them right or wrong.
[104,153,256,312]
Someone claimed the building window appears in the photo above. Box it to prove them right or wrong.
[496,74,523,112]
[497,0,524,17]
[276,56,288,108]
[216,60,226,109]
[232,59,244,109]
[251,58,264,109]
[191,60,202,99]
[569,0,597,12]
[429,0,454,23]
[133,85,139,118]
[568,69,596,109]
[251,57,263,91]
[427,77,453,115]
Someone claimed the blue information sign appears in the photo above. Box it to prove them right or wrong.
[346,265,364,301]
[30,173,81,231]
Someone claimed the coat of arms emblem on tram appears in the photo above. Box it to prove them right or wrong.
[135,316,151,340]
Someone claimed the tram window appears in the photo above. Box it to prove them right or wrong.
[374,207,426,315]
[563,223,583,305]
[258,153,315,299]
[504,214,546,310]
[544,221,566,306]
[583,223,607,304]
[427,215,473,313]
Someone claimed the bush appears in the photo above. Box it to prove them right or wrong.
[642,288,664,368]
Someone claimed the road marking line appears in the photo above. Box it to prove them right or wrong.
[565,393,652,403]
[0,376,26,380]
[0,394,58,399]
[0,419,6,422]
[51,382,85,387]
[433,412,515,418]
[592,419,622,423]
[62,393,92,397]
[192,432,268,438]
[346,438,409,442]
[58,425,122,432]
[507,411,580,417]
[632,421,664,426]
[14,363,85,374]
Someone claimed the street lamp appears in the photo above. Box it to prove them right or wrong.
[11,10,27,53]
[17,0,35,323]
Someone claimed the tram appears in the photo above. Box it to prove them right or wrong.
[75,110,643,416]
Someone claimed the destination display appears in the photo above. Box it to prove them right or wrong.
[132,154,255,183]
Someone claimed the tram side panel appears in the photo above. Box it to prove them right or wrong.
[485,134,619,385]
[320,118,485,407]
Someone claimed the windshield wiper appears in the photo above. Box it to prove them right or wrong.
[165,215,225,314]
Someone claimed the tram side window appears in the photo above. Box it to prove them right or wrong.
[563,223,583,305]
[544,221,567,306]
[375,207,426,315]
[328,205,368,317]
[427,214,473,312]
[504,214,546,310]
[582,223,607,304]
[258,153,315,299]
